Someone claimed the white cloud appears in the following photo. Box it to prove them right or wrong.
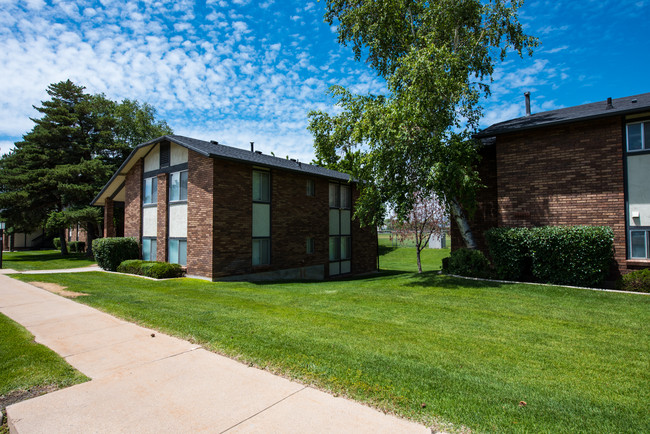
[0,140,15,156]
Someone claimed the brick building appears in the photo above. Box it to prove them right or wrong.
[453,92,650,278]
[92,135,377,280]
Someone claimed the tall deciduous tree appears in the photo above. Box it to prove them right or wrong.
[391,192,447,273]
[0,80,172,254]
[309,0,537,247]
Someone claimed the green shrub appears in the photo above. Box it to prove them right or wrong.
[616,269,650,293]
[117,259,184,279]
[92,237,140,271]
[147,262,184,279]
[116,259,146,275]
[485,227,530,280]
[445,248,492,278]
[68,241,85,253]
[53,237,61,249]
[528,226,614,287]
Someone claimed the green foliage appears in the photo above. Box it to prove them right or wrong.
[117,259,184,279]
[310,1,537,230]
[92,237,139,271]
[0,80,172,234]
[68,241,85,253]
[445,247,492,278]
[485,227,530,280]
[616,269,650,293]
[528,226,614,287]
[53,237,61,249]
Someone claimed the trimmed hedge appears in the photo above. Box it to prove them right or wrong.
[68,241,85,253]
[485,227,530,280]
[117,259,184,279]
[445,248,492,278]
[485,226,614,287]
[528,226,614,287]
[92,237,140,271]
[53,237,61,249]
[616,269,650,293]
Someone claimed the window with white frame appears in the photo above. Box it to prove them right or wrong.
[252,170,271,266]
[168,239,187,266]
[142,238,157,261]
[625,120,650,259]
[143,176,158,204]
[627,121,650,152]
[169,170,188,202]
[329,183,351,275]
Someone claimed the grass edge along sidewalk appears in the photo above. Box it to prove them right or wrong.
[13,263,650,434]
[2,250,96,271]
[0,313,88,432]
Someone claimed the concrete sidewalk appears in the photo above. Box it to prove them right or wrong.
[0,274,429,433]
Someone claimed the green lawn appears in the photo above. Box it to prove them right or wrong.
[2,250,96,271]
[0,313,88,410]
[13,248,649,433]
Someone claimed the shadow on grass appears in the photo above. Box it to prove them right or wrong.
[4,251,91,263]
[377,244,397,256]
[407,270,506,289]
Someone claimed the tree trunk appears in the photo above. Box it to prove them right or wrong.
[450,198,476,249]
[59,227,68,256]
[9,233,14,251]
[416,248,423,273]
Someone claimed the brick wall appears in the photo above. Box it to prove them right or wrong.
[187,151,214,278]
[156,173,168,262]
[457,116,632,278]
[124,159,143,239]
[271,170,329,272]
[351,187,378,274]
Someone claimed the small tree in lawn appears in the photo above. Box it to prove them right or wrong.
[392,193,446,273]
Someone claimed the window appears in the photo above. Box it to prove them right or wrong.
[253,171,270,202]
[142,238,157,261]
[625,121,650,259]
[630,231,648,259]
[168,239,186,266]
[252,238,270,266]
[306,237,314,254]
[252,170,271,266]
[143,177,158,205]
[169,171,188,202]
[329,182,352,275]
[306,179,315,196]
[627,121,650,151]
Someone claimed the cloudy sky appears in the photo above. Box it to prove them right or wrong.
[1,0,648,160]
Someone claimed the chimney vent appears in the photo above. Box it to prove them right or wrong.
[210,140,219,145]
[606,97,613,109]
[524,92,531,116]
[250,141,254,152]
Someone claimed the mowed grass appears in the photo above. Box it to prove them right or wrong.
[2,250,96,271]
[13,249,650,433]
[0,313,88,397]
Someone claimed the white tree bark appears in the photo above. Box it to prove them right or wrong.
[450,198,477,249]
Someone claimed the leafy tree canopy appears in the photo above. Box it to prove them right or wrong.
[0,80,172,252]
[309,0,537,246]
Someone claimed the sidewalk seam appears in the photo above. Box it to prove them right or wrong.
[219,385,308,433]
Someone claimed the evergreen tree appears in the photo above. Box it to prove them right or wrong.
[0,80,172,255]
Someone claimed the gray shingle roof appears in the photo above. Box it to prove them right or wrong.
[476,92,650,138]
[140,135,351,181]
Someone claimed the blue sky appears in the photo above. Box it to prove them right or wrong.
[0,0,648,160]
